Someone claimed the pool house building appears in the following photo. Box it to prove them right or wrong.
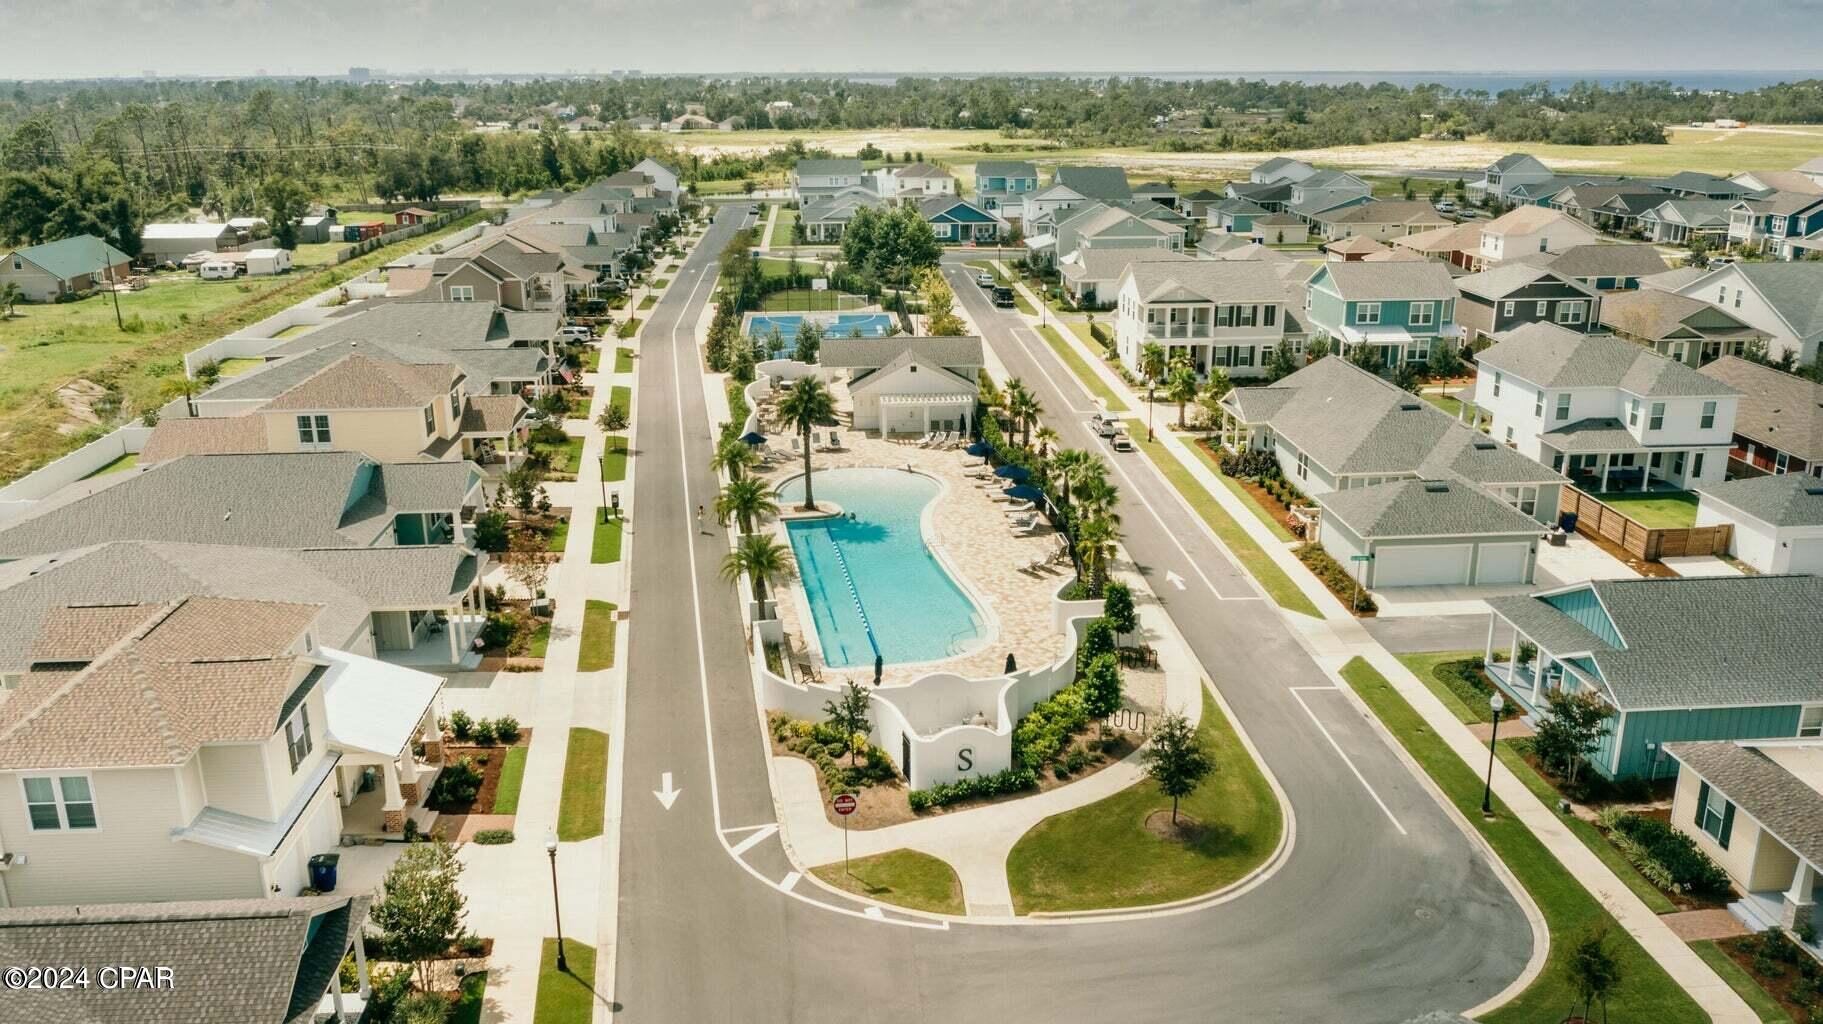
[819,336,985,435]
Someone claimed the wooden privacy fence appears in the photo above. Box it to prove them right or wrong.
[1561,487,1731,561]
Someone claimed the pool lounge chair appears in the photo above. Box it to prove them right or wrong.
[1007,512,1039,531]
[915,432,935,448]
[1003,500,1036,516]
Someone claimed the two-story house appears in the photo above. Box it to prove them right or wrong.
[1112,260,1292,379]
[0,593,446,907]
[1476,206,1601,267]
[1054,203,1185,261]
[973,160,1038,216]
[1283,170,1373,226]
[1473,323,1739,493]
[1467,153,1556,205]
[1017,184,1094,249]
[1696,355,1823,479]
[1310,200,1451,242]
[1207,198,1273,235]
[416,238,563,311]
[1249,157,1318,185]
[1727,191,1823,256]
[1673,262,1823,365]
[1454,264,1601,344]
[1303,261,1462,369]
[875,162,956,201]
[1519,243,1669,292]
[1598,290,1765,368]
[791,158,868,203]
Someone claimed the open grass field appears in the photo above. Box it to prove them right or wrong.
[0,211,485,484]
[556,727,609,841]
[812,849,966,915]
[671,125,1823,198]
[1005,688,1281,914]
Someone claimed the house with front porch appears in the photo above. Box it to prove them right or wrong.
[791,159,867,202]
[1639,199,1736,246]
[1544,182,1670,231]
[919,196,1004,243]
[1696,356,1823,479]
[1454,264,1601,345]
[1664,738,1823,944]
[1112,260,1294,379]
[1672,262,1823,365]
[973,160,1038,216]
[1304,261,1461,369]
[1060,249,1194,308]
[1473,323,1737,492]
[1599,290,1765,368]
[1017,183,1095,248]
[1284,171,1374,226]
[1727,191,1823,256]
[799,191,885,243]
[1468,153,1555,204]
[1224,179,1295,212]
[1484,575,1823,782]
[0,594,447,908]
[1054,203,1185,262]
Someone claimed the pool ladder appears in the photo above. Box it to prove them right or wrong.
[825,537,883,663]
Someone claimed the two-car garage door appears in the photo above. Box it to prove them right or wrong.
[1371,541,1532,588]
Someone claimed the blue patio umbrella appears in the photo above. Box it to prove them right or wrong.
[740,431,767,445]
[994,464,1031,481]
[1003,484,1044,502]
[965,440,993,457]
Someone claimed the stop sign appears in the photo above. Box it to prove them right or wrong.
[832,793,857,816]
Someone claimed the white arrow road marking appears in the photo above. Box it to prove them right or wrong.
[653,771,682,810]
[1165,570,1186,590]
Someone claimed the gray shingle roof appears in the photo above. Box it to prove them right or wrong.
[1053,166,1132,203]
[1697,356,1823,461]
[1663,740,1823,870]
[1455,263,1596,301]
[0,894,368,1024]
[974,160,1037,179]
[818,336,984,371]
[1061,248,1194,285]
[1476,323,1738,398]
[1697,474,1823,527]
[1319,200,1449,227]
[0,453,479,558]
[1314,261,1459,301]
[1122,260,1288,304]
[1489,575,1823,710]
[1723,263,1823,338]
[1315,479,1541,538]
[1599,289,1755,344]
[1531,243,1670,281]
[1538,417,1650,454]
[795,158,864,177]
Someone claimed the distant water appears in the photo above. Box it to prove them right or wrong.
[836,70,1820,93]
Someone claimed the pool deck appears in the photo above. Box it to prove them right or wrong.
[756,427,1070,688]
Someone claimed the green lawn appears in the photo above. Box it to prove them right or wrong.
[533,938,598,1023]
[812,849,966,915]
[1587,489,1701,529]
[1006,689,1282,913]
[528,620,552,659]
[608,385,631,421]
[580,347,600,373]
[1126,427,1321,617]
[590,517,623,564]
[1690,940,1793,1023]
[556,727,609,841]
[1183,440,1296,542]
[614,347,635,374]
[651,277,670,290]
[577,600,619,672]
[535,436,585,475]
[1396,652,1679,915]
[1011,287,1038,316]
[637,295,657,310]
[546,517,570,553]
[451,972,488,1024]
[81,451,138,479]
[757,289,865,312]
[601,436,629,482]
[1339,657,1705,1024]
[492,744,530,816]
[1423,391,1467,419]
[1035,325,1128,413]
[216,356,269,375]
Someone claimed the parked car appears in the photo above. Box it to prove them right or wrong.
[1091,412,1121,438]
[992,286,1016,308]
[976,271,995,288]
[558,325,594,342]
[1434,200,1457,214]
[1111,433,1135,453]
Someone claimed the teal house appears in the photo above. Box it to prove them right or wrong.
[1304,261,1462,369]
[919,196,1005,243]
[974,160,1038,214]
[1485,576,1823,781]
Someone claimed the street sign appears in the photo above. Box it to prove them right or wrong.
[832,793,857,815]
[1349,554,1375,562]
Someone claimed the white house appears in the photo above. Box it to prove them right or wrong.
[1695,475,1823,574]
[1468,153,1556,204]
[1672,262,1823,366]
[1476,206,1601,267]
[1112,260,1293,379]
[792,159,867,203]
[1250,157,1318,185]
[1473,323,1739,492]
[875,162,955,200]
[631,157,682,195]
[816,336,984,436]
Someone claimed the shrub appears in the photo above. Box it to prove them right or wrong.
[494,715,521,744]
[430,757,483,807]
[1604,812,1730,895]
[470,718,498,746]
[448,709,473,741]
[1076,617,1116,672]
[1295,543,1378,613]
[1013,683,1091,769]
[1218,446,1278,480]
[907,767,1038,811]
[478,612,518,650]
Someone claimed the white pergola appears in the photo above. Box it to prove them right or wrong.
[878,392,974,435]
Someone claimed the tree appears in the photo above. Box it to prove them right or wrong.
[919,268,968,335]
[1392,362,1423,394]
[822,681,873,766]
[1051,448,1099,508]
[259,176,310,250]
[1567,923,1622,1024]
[720,533,795,609]
[1532,688,1612,790]
[792,318,822,363]
[1102,580,1138,640]
[716,476,778,534]
[194,360,222,388]
[1306,336,1331,361]
[597,404,629,432]
[776,375,835,510]
[161,375,201,417]
[1166,359,1200,430]
[370,838,468,992]
[712,434,758,481]
[505,527,551,597]
[1077,617,1117,672]
[0,282,19,318]
[1142,710,1213,825]
[1080,652,1124,721]
[1265,341,1302,382]
[1139,342,1168,435]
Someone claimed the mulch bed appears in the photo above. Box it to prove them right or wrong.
[426,731,532,815]
[1194,437,1311,539]
[1716,933,1823,1020]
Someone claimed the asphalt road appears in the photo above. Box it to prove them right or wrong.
[607,214,1532,1023]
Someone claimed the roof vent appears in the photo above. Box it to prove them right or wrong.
[1473,438,1498,450]
[1399,401,1422,411]
[1423,481,1451,493]
[1807,487,1823,497]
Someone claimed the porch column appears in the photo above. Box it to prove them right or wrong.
[1484,615,1496,668]
[331,973,346,1022]
[420,709,444,764]
[1600,453,1612,492]
[397,746,421,807]
[380,762,405,834]
[354,933,370,999]
[1535,651,1552,703]
[1783,861,1819,930]
[447,598,461,664]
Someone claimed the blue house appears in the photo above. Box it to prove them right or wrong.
[1304,261,1461,368]
[973,160,1038,214]
[920,196,1004,243]
[1485,576,1823,781]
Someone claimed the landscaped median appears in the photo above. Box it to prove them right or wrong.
[811,849,965,916]
[1338,657,1706,1024]
[1124,427,1321,617]
[1034,324,1129,413]
[1004,689,1282,914]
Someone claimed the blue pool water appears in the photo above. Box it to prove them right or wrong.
[776,468,986,668]
[747,313,896,339]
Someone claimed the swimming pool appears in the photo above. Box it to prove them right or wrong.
[747,313,896,339]
[776,468,987,668]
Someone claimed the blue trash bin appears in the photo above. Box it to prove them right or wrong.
[1559,512,1579,533]
[309,853,339,893]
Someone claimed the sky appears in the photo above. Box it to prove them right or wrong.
[8,0,1823,80]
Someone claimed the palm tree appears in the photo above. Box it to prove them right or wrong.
[1166,359,1200,430]
[1074,509,1121,593]
[161,375,202,418]
[775,376,835,511]
[716,477,778,534]
[1033,424,1059,461]
[712,435,757,481]
[1051,448,1098,507]
[720,533,795,611]
[1001,377,1030,441]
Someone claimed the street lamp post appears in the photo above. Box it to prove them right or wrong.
[545,832,568,972]
[1481,693,1506,816]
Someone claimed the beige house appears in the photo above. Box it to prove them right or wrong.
[0,596,445,908]
[0,234,132,302]
[1476,206,1601,267]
